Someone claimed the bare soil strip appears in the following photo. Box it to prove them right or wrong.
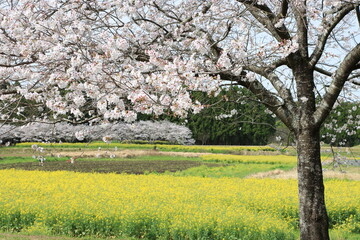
[51,149,209,159]
[247,168,360,180]
[0,233,75,240]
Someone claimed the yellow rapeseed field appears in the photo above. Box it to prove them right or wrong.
[0,169,359,239]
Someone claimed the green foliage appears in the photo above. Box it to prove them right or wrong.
[187,87,276,145]
[0,156,67,164]
[0,211,36,232]
[139,87,276,145]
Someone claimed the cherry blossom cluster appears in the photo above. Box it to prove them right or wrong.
[322,104,360,146]
[215,109,239,120]
[0,0,357,125]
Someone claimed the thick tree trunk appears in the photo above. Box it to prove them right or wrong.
[297,128,330,240]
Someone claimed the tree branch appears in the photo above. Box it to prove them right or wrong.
[219,71,296,131]
[350,79,360,86]
[310,3,357,66]
[314,66,332,77]
[279,0,288,18]
[236,0,291,41]
[152,2,180,21]
[132,15,169,34]
[0,53,38,68]
[244,65,296,114]
[0,27,17,43]
[211,21,233,47]
[314,43,360,127]
[291,0,309,58]
[0,60,36,68]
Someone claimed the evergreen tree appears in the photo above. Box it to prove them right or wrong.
[188,87,275,145]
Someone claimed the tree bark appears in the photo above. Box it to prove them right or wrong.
[297,128,330,240]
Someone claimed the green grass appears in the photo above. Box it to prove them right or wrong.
[0,156,68,164]
[85,155,201,162]
[329,230,360,240]
[165,163,295,178]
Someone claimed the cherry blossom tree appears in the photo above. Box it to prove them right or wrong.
[0,121,195,144]
[1,0,360,239]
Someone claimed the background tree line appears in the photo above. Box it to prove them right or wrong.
[139,87,276,145]
[2,84,359,147]
[142,87,360,147]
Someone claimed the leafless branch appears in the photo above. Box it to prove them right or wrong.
[279,0,288,18]
[350,79,360,85]
[236,0,291,42]
[219,71,295,131]
[310,3,357,66]
[314,66,332,77]
[244,65,296,112]
[314,43,360,127]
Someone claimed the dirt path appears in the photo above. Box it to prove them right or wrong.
[247,168,360,180]
[0,233,74,240]
[0,233,131,240]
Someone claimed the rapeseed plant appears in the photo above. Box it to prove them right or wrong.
[0,169,359,239]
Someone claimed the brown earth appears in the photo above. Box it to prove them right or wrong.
[247,168,360,180]
[51,149,208,158]
[0,233,74,240]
